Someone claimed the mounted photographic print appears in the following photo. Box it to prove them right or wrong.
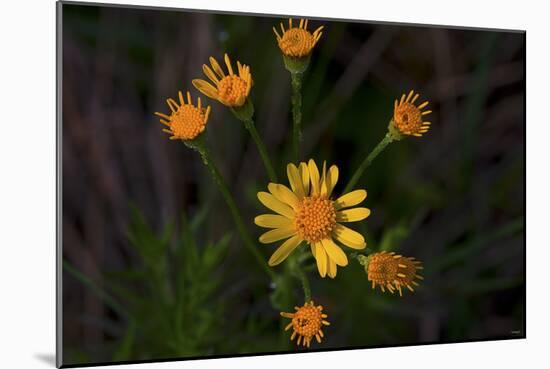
[57,1,526,367]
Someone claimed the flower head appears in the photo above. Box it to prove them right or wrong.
[360,251,424,296]
[281,301,329,348]
[154,91,211,141]
[391,90,432,137]
[273,18,323,58]
[192,54,253,108]
[255,159,370,278]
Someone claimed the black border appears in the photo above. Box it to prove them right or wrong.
[56,1,527,368]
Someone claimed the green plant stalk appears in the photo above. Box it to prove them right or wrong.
[290,72,303,162]
[192,142,276,280]
[243,118,278,182]
[289,247,311,303]
[343,132,396,193]
[296,266,311,303]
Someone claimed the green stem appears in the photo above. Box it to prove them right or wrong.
[194,143,276,280]
[290,72,303,162]
[243,119,278,182]
[343,132,396,193]
[296,266,311,303]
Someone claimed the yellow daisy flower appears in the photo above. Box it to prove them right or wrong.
[192,53,253,108]
[391,90,432,137]
[365,251,424,296]
[273,18,324,58]
[254,159,370,278]
[154,90,211,141]
[281,300,329,348]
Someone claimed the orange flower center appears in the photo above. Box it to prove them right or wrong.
[367,253,418,287]
[279,28,316,57]
[294,196,336,243]
[169,105,207,140]
[394,102,423,134]
[217,75,248,107]
[292,305,323,338]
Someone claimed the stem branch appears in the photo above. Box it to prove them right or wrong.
[343,132,396,193]
[244,119,278,182]
[196,144,276,279]
[290,72,303,162]
[296,266,311,303]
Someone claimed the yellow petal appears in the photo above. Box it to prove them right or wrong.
[308,159,321,196]
[268,183,299,209]
[209,56,225,78]
[327,259,337,278]
[236,60,243,76]
[254,214,293,229]
[320,161,328,196]
[202,65,220,86]
[257,192,295,219]
[299,162,310,196]
[334,190,367,209]
[192,79,218,100]
[259,225,296,244]
[336,207,371,222]
[406,90,415,103]
[273,26,281,39]
[268,235,302,266]
[224,53,234,75]
[322,165,339,197]
[287,163,305,199]
[332,224,366,249]
[314,242,327,277]
[321,238,348,266]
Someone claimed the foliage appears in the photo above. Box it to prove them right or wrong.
[65,206,231,361]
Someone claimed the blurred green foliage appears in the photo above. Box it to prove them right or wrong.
[65,206,232,362]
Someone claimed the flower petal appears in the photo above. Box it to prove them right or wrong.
[321,238,348,266]
[322,165,339,197]
[268,235,302,266]
[209,56,225,78]
[254,214,293,229]
[320,161,327,196]
[259,225,296,244]
[334,189,367,209]
[192,79,218,100]
[327,259,337,278]
[308,159,321,196]
[224,53,234,75]
[336,207,371,222]
[299,162,310,196]
[257,192,295,219]
[314,242,328,277]
[287,163,305,199]
[268,183,299,209]
[202,65,220,86]
[332,224,366,249]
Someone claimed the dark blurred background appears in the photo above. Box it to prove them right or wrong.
[61,2,525,366]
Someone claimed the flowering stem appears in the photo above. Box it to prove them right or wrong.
[243,119,278,182]
[190,140,276,280]
[343,132,396,193]
[296,266,311,303]
[290,72,303,162]
[289,247,311,303]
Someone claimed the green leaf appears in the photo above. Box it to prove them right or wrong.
[112,320,137,361]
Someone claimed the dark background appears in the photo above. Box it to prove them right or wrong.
[61,2,525,366]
